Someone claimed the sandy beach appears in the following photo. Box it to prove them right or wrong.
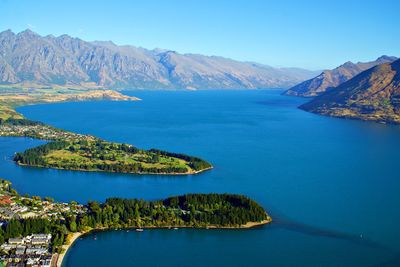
[56,232,85,267]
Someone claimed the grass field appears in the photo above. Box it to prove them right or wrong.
[43,148,192,173]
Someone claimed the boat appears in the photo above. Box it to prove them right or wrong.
[135,228,144,232]
[173,227,179,230]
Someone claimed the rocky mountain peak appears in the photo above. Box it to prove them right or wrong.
[0,29,318,89]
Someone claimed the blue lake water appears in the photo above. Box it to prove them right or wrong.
[1,90,400,266]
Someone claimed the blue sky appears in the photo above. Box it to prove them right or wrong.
[1,0,399,69]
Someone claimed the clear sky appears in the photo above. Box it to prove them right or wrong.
[1,0,399,69]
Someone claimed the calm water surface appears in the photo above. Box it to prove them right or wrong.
[1,90,399,267]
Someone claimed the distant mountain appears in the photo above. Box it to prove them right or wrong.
[284,56,397,97]
[300,59,400,124]
[0,29,318,90]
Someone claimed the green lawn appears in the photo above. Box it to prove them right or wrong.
[43,147,193,172]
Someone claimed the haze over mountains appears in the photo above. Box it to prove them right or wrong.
[0,29,319,90]
[284,56,397,97]
[300,59,400,124]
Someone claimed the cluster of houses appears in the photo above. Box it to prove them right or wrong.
[0,205,28,220]
[0,234,53,267]
[0,186,87,222]
[0,196,29,220]
[0,182,90,266]
[0,123,95,141]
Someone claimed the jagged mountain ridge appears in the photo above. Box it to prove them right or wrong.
[0,29,318,89]
[284,55,397,97]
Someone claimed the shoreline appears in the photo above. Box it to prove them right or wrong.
[56,218,271,267]
[0,89,140,120]
[15,162,213,176]
[56,232,85,267]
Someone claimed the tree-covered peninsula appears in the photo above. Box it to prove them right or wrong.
[0,179,271,254]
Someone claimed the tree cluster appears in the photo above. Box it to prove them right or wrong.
[0,118,43,126]
[149,149,212,171]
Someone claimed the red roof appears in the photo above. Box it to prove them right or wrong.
[0,195,12,205]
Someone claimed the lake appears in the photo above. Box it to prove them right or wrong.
[1,90,400,266]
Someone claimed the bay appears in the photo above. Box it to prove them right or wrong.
[1,90,399,266]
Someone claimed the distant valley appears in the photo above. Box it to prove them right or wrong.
[0,29,318,90]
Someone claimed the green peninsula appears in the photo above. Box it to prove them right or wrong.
[13,139,211,174]
[0,89,212,175]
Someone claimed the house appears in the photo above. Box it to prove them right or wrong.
[30,234,51,245]
[15,245,26,255]
[31,234,51,242]
[31,234,51,240]
[31,238,48,245]
[25,246,47,255]
[8,238,24,245]
[0,195,12,206]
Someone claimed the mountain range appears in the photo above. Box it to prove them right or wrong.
[283,56,397,97]
[300,59,400,124]
[0,29,319,90]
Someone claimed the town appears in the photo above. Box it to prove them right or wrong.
[0,180,87,221]
[0,180,87,266]
[0,121,96,142]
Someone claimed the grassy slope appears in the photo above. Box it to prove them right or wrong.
[0,105,23,120]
